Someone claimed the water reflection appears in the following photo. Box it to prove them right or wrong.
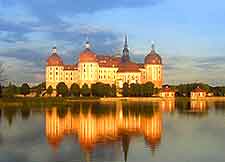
[45,101,162,161]
[159,100,176,112]
[191,100,207,112]
[0,99,219,162]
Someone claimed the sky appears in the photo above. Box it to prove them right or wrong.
[0,0,225,86]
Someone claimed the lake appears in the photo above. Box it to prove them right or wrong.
[0,99,225,162]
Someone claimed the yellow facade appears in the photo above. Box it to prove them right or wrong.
[46,40,163,90]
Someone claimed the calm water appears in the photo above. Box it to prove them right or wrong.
[0,100,225,162]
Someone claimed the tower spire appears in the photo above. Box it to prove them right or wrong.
[52,46,57,54]
[151,41,155,51]
[121,34,130,63]
[85,36,91,49]
[124,35,128,48]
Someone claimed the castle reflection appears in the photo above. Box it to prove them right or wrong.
[190,100,207,112]
[45,101,163,160]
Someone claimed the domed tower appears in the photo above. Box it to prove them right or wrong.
[144,42,163,88]
[78,41,99,86]
[46,47,64,89]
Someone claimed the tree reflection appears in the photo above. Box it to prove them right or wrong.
[56,105,68,118]
[20,108,30,120]
[4,109,17,126]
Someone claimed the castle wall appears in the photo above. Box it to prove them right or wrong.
[145,64,163,88]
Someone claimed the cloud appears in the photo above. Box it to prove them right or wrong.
[164,55,225,86]
[2,0,161,15]
[0,56,44,85]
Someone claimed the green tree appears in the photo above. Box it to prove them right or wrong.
[129,83,143,97]
[81,83,91,97]
[104,84,113,97]
[20,83,30,96]
[122,83,129,97]
[143,82,155,97]
[46,86,53,96]
[70,83,80,97]
[2,83,17,98]
[111,84,117,97]
[91,82,105,97]
[56,82,68,97]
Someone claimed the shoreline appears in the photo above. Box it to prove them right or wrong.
[1,96,225,108]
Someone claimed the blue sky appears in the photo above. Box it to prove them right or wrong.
[0,0,225,86]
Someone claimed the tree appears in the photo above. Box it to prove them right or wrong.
[91,82,106,97]
[104,84,113,97]
[112,84,117,97]
[70,83,80,97]
[46,86,53,96]
[20,83,30,96]
[81,83,91,97]
[3,83,17,98]
[122,83,129,97]
[56,82,68,97]
[143,82,155,97]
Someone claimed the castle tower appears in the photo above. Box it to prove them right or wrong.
[46,47,64,89]
[144,42,163,88]
[78,40,99,87]
[121,35,130,63]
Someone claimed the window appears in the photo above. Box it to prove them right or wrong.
[56,72,58,75]
[50,72,52,75]
[71,77,73,80]
[71,72,72,75]
[56,68,58,70]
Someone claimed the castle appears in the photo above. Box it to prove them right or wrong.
[46,36,163,90]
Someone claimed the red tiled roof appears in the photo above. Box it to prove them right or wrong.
[161,86,175,92]
[192,87,206,93]
[145,50,162,65]
[79,49,97,62]
[96,55,120,68]
[117,61,141,73]
[64,64,78,70]
[47,53,63,66]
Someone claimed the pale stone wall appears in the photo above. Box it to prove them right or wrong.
[46,65,64,89]
[191,92,207,100]
[145,64,163,88]
[160,92,175,98]
[117,72,141,87]
[98,67,118,85]
[46,62,163,91]
[64,70,79,89]
[79,62,99,87]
